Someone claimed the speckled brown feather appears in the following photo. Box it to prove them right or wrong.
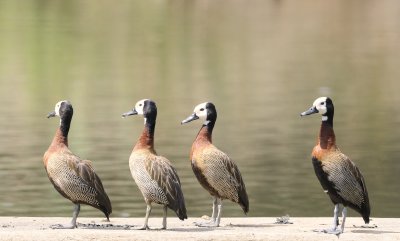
[130,125,187,220]
[312,122,370,223]
[190,125,249,213]
[44,128,112,219]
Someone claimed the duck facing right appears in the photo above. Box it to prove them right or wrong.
[301,97,375,234]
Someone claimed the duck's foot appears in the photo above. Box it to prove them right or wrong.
[194,220,219,227]
[313,227,343,235]
[137,224,150,230]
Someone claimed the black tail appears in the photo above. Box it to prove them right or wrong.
[171,196,187,220]
[176,207,188,221]
[359,173,370,224]
[96,187,112,220]
[101,203,112,221]
[166,176,187,220]
[361,200,370,224]
[238,186,249,214]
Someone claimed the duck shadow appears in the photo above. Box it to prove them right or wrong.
[168,227,217,232]
[76,222,135,230]
[76,223,219,232]
[169,223,275,232]
[225,223,277,228]
[351,230,400,235]
[74,222,279,231]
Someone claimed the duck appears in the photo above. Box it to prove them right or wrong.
[122,99,187,230]
[300,97,371,234]
[181,102,249,227]
[44,100,112,229]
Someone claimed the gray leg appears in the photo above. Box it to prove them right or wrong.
[323,204,343,235]
[195,197,222,227]
[194,197,217,226]
[340,207,347,233]
[138,204,152,230]
[211,196,218,221]
[215,198,223,227]
[331,204,340,231]
[51,203,80,229]
[71,203,80,227]
[162,205,167,230]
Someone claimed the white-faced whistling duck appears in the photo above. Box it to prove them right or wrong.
[122,99,187,230]
[301,97,373,234]
[44,100,112,229]
[181,102,249,227]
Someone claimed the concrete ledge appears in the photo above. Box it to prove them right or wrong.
[0,217,398,241]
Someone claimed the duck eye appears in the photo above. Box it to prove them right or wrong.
[139,104,142,106]
[200,108,204,111]
[320,102,325,105]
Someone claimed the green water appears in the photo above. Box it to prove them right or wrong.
[0,1,399,219]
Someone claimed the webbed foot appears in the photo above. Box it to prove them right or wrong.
[137,224,150,230]
[194,220,219,227]
[313,227,343,235]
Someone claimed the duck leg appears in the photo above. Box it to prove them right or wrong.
[51,203,80,229]
[323,204,344,235]
[194,196,217,226]
[138,204,152,230]
[162,205,167,229]
[314,204,339,234]
[215,198,223,227]
[195,197,222,227]
[339,207,347,233]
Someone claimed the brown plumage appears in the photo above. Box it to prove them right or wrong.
[182,102,249,227]
[122,99,187,230]
[191,129,249,212]
[44,100,112,229]
[301,97,371,234]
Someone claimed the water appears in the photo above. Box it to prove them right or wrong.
[0,1,399,219]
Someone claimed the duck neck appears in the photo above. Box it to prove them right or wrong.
[51,115,71,147]
[134,120,155,152]
[317,120,336,150]
[195,120,215,144]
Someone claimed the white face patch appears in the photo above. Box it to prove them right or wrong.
[321,116,328,121]
[134,99,148,115]
[54,100,68,126]
[193,102,208,121]
[55,100,69,116]
[54,101,64,117]
[312,97,328,115]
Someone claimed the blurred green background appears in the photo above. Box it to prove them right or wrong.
[0,0,399,220]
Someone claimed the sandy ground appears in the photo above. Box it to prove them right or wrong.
[0,216,398,241]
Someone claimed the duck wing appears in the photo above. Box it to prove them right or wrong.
[146,156,187,220]
[199,147,249,213]
[321,152,370,222]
